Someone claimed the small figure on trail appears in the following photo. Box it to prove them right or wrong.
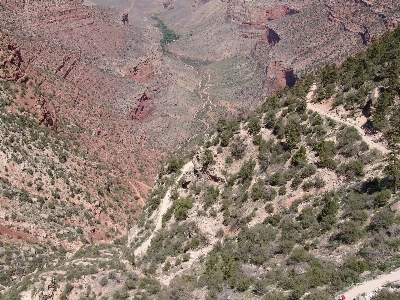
[341,295,346,300]
[122,11,130,25]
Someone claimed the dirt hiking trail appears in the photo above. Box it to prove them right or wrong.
[134,161,194,257]
[342,268,400,299]
[306,84,388,155]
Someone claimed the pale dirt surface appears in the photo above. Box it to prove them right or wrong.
[20,291,32,300]
[134,161,194,257]
[82,0,97,6]
[342,268,400,299]
[159,244,214,286]
[306,84,388,155]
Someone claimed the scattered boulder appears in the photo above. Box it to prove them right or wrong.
[182,171,196,188]
[391,201,400,212]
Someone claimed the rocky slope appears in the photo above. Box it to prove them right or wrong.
[1,0,400,299]
[128,26,400,299]
[3,24,399,299]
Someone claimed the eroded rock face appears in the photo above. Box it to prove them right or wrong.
[162,0,399,101]
[227,0,296,42]
[37,97,57,129]
[163,0,174,10]
[127,92,153,122]
[38,277,55,300]
[264,27,280,46]
[0,32,27,82]
[265,61,296,92]
[265,5,297,21]
[192,148,225,183]
[192,0,210,7]
[0,0,169,184]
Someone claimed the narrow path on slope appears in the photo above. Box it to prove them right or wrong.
[159,245,214,286]
[306,84,388,154]
[134,161,194,257]
[341,268,400,299]
[128,0,135,12]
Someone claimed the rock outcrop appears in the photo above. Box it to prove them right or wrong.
[127,92,153,122]
[265,61,296,93]
[37,96,57,129]
[0,32,27,82]
[192,147,226,183]
[122,11,130,25]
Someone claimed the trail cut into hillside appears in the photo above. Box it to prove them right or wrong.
[306,84,388,155]
[134,161,194,257]
[342,267,400,300]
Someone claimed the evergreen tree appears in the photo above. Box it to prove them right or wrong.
[384,110,400,193]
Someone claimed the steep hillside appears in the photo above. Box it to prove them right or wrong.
[0,31,150,299]
[127,27,400,300]
[3,22,397,299]
[1,1,400,300]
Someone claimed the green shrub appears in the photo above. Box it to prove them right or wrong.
[300,164,317,178]
[343,256,369,274]
[369,208,395,231]
[263,291,287,300]
[202,149,215,166]
[100,276,108,287]
[277,240,295,255]
[315,140,337,169]
[231,136,247,160]
[279,186,287,195]
[174,196,194,221]
[124,279,136,290]
[371,289,400,300]
[285,120,302,150]
[204,186,220,209]
[264,188,277,202]
[167,159,184,174]
[338,160,365,178]
[314,176,326,189]
[291,146,307,167]
[334,221,364,244]
[291,177,303,189]
[153,17,180,52]
[374,189,391,208]
[236,160,256,185]
[247,116,261,135]
[269,172,284,186]
[251,180,264,201]
[264,111,277,129]
[317,196,339,232]
[302,180,314,192]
